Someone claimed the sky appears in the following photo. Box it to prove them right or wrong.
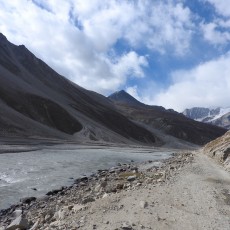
[0,0,230,112]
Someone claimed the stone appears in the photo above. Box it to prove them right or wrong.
[6,215,29,230]
[140,201,148,208]
[29,220,39,230]
[11,210,22,219]
[127,175,137,182]
[94,184,101,192]
[49,221,60,227]
[102,193,108,199]
[58,210,67,220]
[82,197,95,204]
[100,181,107,188]
[20,197,36,204]
[121,222,133,230]
[46,188,63,196]
[73,204,85,213]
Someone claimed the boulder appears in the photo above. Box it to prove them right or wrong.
[20,197,36,204]
[6,215,29,230]
[127,175,137,182]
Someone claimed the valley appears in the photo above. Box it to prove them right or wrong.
[0,33,229,230]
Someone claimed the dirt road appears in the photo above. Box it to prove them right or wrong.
[77,152,230,230]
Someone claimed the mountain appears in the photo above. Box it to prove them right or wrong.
[203,131,230,170]
[0,33,226,146]
[0,33,157,144]
[183,107,230,129]
[108,90,227,145]
[108,90,144,107]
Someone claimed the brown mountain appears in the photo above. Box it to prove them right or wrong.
[108,90,227,145]
[0,33,157,144]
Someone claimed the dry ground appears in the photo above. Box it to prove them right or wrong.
[72,152,230,230]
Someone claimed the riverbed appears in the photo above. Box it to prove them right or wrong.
[0,144,173,210]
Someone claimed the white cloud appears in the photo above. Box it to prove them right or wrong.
[201,1,230,45]
[205,0,230,17]
[0,0,194,94]
[151,53,230,111]
[201,21,230,45]
[126,85,142,101]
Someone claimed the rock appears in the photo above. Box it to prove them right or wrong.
[29,220,39,230]
[11,210,22,219]
[102,193,109,199]
[82,197,95,204]
[46,188,63,196]
[76,176,88,183]
[49,221,60,227]
[58,209,67,220]
[121,222,133,230]
[94,184,101,192]
[116,183,124,190]
[73,204,85,213]
[140,201,148,208]
[36,195,49,202]
[127,175,137,182]
[6,215,29,230]
[100,181,107,188]
[20,197,36,204]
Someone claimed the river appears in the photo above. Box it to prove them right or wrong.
[0,144,173,210]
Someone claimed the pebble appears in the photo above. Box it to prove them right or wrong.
[140,201,148,209]
[127,175,137,182]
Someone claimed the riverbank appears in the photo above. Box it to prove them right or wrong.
[0,146,173,210]
[1,150,230,230]
[0,151,193,229]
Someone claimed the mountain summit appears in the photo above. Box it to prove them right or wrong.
[0,34,157,144]
[108,90,144,107]
[183,107,230,129]
[108,91,226,146]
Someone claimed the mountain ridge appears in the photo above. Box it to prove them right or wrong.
[0,34,157,144]
[183,107,230,129]
[108,90,227,145]
[0,34,226,146]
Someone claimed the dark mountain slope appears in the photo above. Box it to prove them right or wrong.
[108,90,227,145]
[0,33,156,144]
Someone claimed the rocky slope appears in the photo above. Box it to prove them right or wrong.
[183,107,230,129]
[203,131,230,170]
[108,90,227,145]
[0,33,157,145]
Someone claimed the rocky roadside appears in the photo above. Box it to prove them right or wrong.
[203,130,230,171]
[0,151,193,230]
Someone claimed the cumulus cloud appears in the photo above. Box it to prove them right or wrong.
[201,1,230,45]
[201,19,230,45]
[151,53,230,111]
[205,0,230,17]
[0,0,194,94]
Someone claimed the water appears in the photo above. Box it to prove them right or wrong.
[0,144,172,210]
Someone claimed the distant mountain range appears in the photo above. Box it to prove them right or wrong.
[0,33,226,146]
[108,90,226,146]
[183,107,230,129]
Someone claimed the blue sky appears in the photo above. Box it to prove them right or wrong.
[0,0,230,111]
